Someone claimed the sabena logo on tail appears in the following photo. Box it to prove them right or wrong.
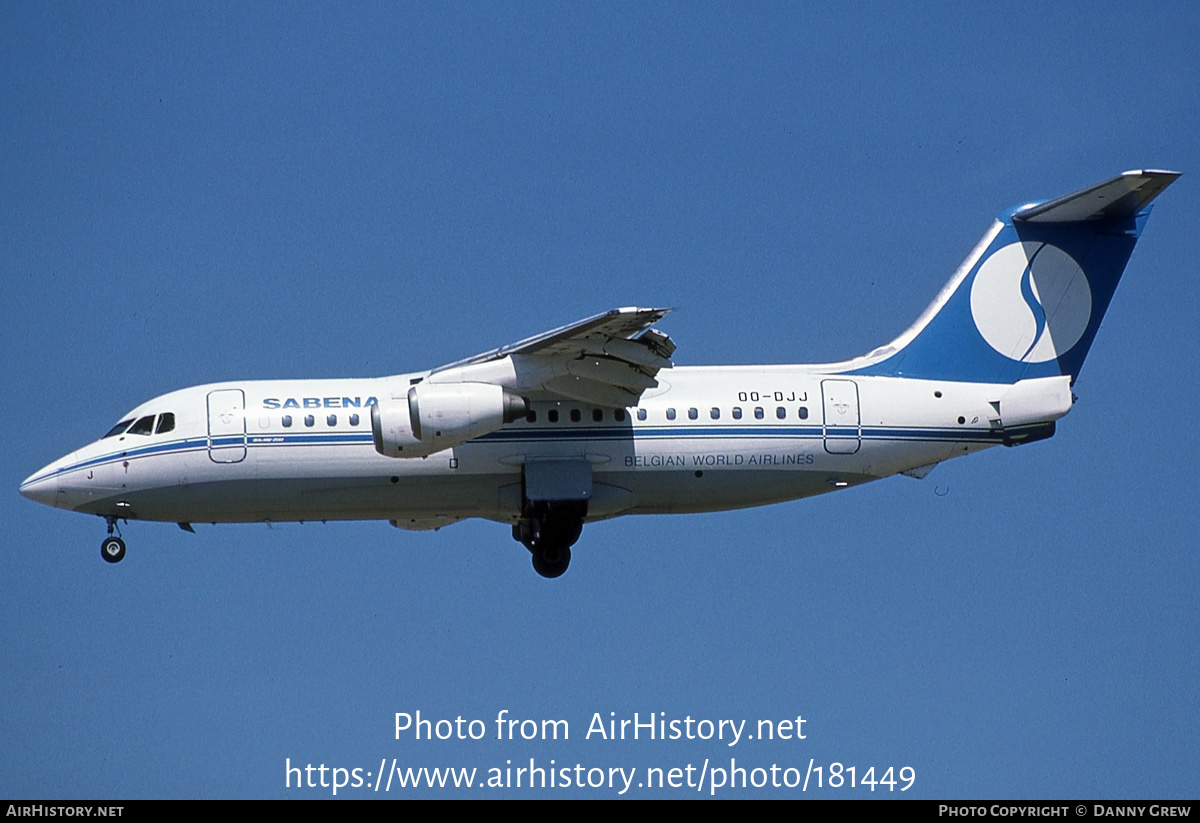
[844,169,1179,385]
[969,241,1091,365]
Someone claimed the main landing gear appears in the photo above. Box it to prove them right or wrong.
[100,516,126,563]
[514,501,585,579]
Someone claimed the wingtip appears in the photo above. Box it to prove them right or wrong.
[614,306,674,314]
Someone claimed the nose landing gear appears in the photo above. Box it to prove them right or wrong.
[100,516,126,563]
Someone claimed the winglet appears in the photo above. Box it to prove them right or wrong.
[1013,169,1180,223]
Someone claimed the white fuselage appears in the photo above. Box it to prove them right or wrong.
[20,365,1057,529]
[19,170,1172,578]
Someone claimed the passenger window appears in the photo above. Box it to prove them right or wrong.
[282,415,293,428]
[304,415,314,427]
[548,410,559,423]
[103,419,134,438]
[732,407,742,420]
[799,407,809,420]
[754,407,764,420]
[615,409,626,422]
[666,408,676,421]
[155,413,175,434]
[327,414,337,426]
[128,415,155,435]
[570,409,581,423]
[776,407,786,419]
[636,409,647,421]
[688,408,698,420]
[349,414,360,426]
[526,410,537,423]
[710,407,720,420]
[592,409,603,422]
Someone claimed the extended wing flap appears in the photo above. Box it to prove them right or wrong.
[564,356,661,391]
[542,376,643,408]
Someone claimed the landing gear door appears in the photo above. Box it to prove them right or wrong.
[207,389,247,464]
[524,459,592,502]
[821,379,861,455]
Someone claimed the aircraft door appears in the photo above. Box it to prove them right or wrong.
[821,379,861,454]
[207,389,247,463]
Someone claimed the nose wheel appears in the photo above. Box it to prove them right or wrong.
[101,536,126,563]
[100,515,126,563]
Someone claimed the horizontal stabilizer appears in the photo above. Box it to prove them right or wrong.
[1014,169,1180,223]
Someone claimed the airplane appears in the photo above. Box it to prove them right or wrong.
[20,170,1179,578]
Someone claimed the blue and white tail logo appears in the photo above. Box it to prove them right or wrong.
[845,170,1178,385]
[970,241,1091,364]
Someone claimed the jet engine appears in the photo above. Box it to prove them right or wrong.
[371,382,528,458]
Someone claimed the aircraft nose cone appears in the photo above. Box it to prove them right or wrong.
[19,470,59,507]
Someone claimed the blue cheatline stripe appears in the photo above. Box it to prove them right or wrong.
[248,433,373,446]
[66,437,207,473]
[28,424,1007,486]
[480,425,1001,444]
[481,425,828,441]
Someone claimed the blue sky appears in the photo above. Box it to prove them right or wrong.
[3,3,1197,798]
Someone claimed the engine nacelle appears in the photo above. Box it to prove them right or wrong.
[371,382,528,458]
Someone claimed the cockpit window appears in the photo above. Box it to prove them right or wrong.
[128,415,156,435]
[103,419,134,439]
[155,413,176,434]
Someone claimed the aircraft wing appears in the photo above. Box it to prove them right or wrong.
[428,307,677,407]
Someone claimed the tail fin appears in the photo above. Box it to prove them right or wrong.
[847,170,1179,384]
